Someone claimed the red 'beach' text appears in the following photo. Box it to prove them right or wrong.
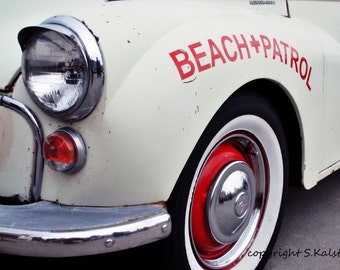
[169,33,313,90]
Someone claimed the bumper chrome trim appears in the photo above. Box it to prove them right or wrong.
[0,201,171,257]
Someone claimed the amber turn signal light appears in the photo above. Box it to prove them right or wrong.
[43,127,86,173]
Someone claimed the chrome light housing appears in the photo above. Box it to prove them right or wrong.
[18,16,104,121]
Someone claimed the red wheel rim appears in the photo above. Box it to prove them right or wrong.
[191,141,246,259]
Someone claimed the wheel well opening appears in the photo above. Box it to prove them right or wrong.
[232,79,303,187]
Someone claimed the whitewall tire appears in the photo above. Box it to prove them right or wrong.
[165,92,289,270]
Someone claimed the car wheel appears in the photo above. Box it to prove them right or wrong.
[165,92,289,269]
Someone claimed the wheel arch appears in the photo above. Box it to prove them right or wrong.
[169,79,304,207]
[168,78,304,209]
[230,79,303,187]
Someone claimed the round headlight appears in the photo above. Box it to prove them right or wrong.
[18,16,104,121]
[23,30,87,113]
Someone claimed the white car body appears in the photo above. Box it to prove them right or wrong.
[0,0,339,269]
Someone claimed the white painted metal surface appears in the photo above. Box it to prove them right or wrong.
[0,0,339,206]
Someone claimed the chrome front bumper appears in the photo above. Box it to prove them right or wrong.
[0,201,171,257]
[0,89,171,257]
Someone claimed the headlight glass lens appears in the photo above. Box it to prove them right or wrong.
[22,30,87,114]
[19,15,104,121]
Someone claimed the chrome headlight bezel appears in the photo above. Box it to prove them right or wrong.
[18,15,104,121]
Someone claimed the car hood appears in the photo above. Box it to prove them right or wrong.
[0,0,288,89]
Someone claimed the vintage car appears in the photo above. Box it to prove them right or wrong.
[0,0,339,269]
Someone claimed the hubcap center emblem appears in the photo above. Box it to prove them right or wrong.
[235,192,249,217]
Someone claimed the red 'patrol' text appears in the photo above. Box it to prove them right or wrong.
[169,33,312,90]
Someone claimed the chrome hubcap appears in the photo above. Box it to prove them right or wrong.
[207,161,256,244]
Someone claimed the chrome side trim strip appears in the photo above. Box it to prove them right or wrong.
[0,201,172,257]
[0,94,44,202]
